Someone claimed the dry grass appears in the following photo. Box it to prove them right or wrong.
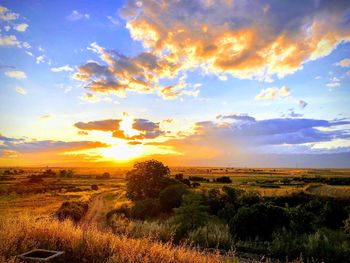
[0,215,228,263]
[306,184,350,199]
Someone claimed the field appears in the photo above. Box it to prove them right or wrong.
[0,166,350,262]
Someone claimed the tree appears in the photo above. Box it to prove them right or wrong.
[172,194,209,235]
[159,184,189,212]
[126,160,172,200]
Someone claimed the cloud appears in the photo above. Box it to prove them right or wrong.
[334,58,350,67]
[283,108,303,118]
[120,0,350,81]
[0,136,109,153]
[39,114,53,120]
[0,35,20,47]
[299,100,308,109]
[36,55,45,64]
[67,10,90,21]
[216,113,256,122]
[74,119,122,132]
[133,118,159,131]
[74,117,165,140]
[51,65,74,72]
[15,86,26,95]
[0,5,19,21]
[326,77,341,89]
[150,115,350,165]
[255,86,290,100]
[13,23,29,32]
[4,70,26,79]
[74,42,196,99]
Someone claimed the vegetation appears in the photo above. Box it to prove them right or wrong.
[55,201,88,223]
[1,164,350,262]
[0,215,223,263]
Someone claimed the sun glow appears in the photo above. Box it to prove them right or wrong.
[100,141,144,161]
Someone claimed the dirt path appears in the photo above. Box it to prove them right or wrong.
[80,191,110,229]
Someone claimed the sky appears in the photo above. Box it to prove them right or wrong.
[0,0,350,168]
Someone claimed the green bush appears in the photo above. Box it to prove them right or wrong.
[159,184,189,212]
[229,203,289,240]
[270,229,350,262]
[130,199,160,220]
[172,194,209,238]
[187,220,233,249]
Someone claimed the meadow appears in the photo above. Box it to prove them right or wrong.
[0,165,350,262]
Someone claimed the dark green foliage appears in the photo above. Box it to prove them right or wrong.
[130,199,160,220]
[126,160,172,200]
[270,229,350,263]
[230,203,289,240]
[159,184,189,212]
[214,176,232,183]
[55,202,88,223]
[172,194,209,236]
[188,176,209,182]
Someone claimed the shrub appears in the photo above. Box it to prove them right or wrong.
[96,172,111,179]
[229,203,289,240]
[159,184,189,212]
[270,229,350,262]
[55,202,88,223]
[91,184,98,190]
[130,199,160,220]
[214,176,232,183]
[172,194,209,237]
[187,220,233,249]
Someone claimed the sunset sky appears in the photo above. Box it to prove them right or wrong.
[0,0,350,167]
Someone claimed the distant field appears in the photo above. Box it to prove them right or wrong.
[0,167,349,218]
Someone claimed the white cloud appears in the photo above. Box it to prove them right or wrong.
[107,16,120,27]
[326,77,341,89]
[51,65,74,72]
[0,5,19,21]
[25,51,33,57]
[5,70,27,79]
[36,55,45,64]
[67,10,90,21]
[0,35,19,46]
[15,86,27,95]
[255,86,291,100]
[4,25,10,31]
[21,41,31,49]
[14,23,28,32]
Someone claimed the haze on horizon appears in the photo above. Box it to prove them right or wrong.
[0,0,350,168]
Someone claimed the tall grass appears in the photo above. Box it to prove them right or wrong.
[0,215,225,263]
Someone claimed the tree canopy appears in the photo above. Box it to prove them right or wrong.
[126,160,172,200]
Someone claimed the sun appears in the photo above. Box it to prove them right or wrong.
[100,141,144,161]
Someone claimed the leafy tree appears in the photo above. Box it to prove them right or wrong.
[159,184,189,212]
[173,194,209,235]
[126,160,172,200]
